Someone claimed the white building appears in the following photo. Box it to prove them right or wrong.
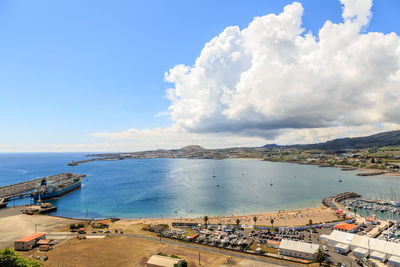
[370,251,387,262]
[388,256,400,267]
[353,247,369,259]
[334,243,350,254]
[279,239,319,260]
[322,230,400,259]
[146,255,184,267]
[14,233,46,251]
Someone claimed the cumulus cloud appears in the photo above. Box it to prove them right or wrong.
[88,0,400,150]
[164,0,400,142]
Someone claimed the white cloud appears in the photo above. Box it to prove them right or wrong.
[85,0,399,151]
[340,0,373,27]
[162,0,400,143]
[92,126,267,150]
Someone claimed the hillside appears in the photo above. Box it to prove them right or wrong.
[264,130,400,151]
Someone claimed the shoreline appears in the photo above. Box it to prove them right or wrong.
[68,155,400,177]
[0,204,339,228]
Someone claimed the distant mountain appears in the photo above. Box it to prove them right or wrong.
[263,130,400,151]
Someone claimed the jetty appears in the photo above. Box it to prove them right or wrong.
[322,192,361,210]
[0,173,85,206]
[67,157,119,166]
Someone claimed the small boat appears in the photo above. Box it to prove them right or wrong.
[338,179,343,182]
[270,179,273,186]
[216,184,220,187]
[212,170,216,177]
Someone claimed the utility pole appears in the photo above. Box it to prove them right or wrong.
[198,252,200,265]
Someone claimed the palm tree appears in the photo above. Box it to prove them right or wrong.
[253,216,257,228]
[353,208,357,219]
[309,219,313,227]
[270,218,274,231]
[236,218,240,228]
[314,248,326,266]
[204,216,208,228]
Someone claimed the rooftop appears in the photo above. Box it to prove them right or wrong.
[146,255,183,267]
[333,222,358,231]
[16,233,45,243]
[279,239,319,254]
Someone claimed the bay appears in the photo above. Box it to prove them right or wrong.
[0,153,399,220]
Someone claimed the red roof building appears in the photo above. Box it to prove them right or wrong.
[14,233,46,251]
[333,223,358,232]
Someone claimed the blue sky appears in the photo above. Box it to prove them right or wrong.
[1,0,400,152]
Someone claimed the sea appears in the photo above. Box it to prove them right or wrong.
[1,153,400,220]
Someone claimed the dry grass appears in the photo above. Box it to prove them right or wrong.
[17,236,236,267]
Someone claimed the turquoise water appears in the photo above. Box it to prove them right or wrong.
[1,153,400,219]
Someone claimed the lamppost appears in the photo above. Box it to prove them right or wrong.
[35,224,40,233]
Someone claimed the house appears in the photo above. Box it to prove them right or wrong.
[14,233,46,251]
[146,255,184,267]
[333,222,358,233]
[279,239,319,260]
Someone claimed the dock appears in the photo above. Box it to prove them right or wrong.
[0,173,86,206]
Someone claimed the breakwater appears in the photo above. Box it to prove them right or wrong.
[0,173,85,203]
[322,192,361,210]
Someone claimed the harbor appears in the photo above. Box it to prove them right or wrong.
[0,173,86,208]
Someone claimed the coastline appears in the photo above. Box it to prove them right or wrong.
[0,204,338,228]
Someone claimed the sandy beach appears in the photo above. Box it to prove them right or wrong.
[112,206,339,230]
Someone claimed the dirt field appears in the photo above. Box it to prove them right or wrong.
[0,207,81,249]
[18,236,239,267]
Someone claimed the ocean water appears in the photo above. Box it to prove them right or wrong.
[1,153,400,219]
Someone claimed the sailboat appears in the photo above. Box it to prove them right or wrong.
[212,170,216,178]
[270,179,273,186]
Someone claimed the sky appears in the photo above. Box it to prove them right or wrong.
[1,0,400,152]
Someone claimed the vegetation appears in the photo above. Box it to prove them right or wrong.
[253,216,257,228]
[270,218,274,230]
[0,248,41,267]
[203,216,208,227]
[236,218,240,227]
[314,248,326,266]
[69,223,85,230]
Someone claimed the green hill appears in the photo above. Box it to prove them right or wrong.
[264,130,400,151]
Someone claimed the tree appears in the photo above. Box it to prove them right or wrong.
[270,218,274,231]
[314,248,326,266]
[0,248,41,267]
[309,219,313,227]
[353,208,357,219]
[203,216,208,227]
[69,223,76,230]
[236,218,240,227]
[253,216,257,228]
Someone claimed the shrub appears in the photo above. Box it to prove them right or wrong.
[77,223,84,228]
[69,224,76,230]
[157,252,167,256]
[0,248,41,267]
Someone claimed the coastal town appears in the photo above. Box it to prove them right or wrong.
[71,144,400,177]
